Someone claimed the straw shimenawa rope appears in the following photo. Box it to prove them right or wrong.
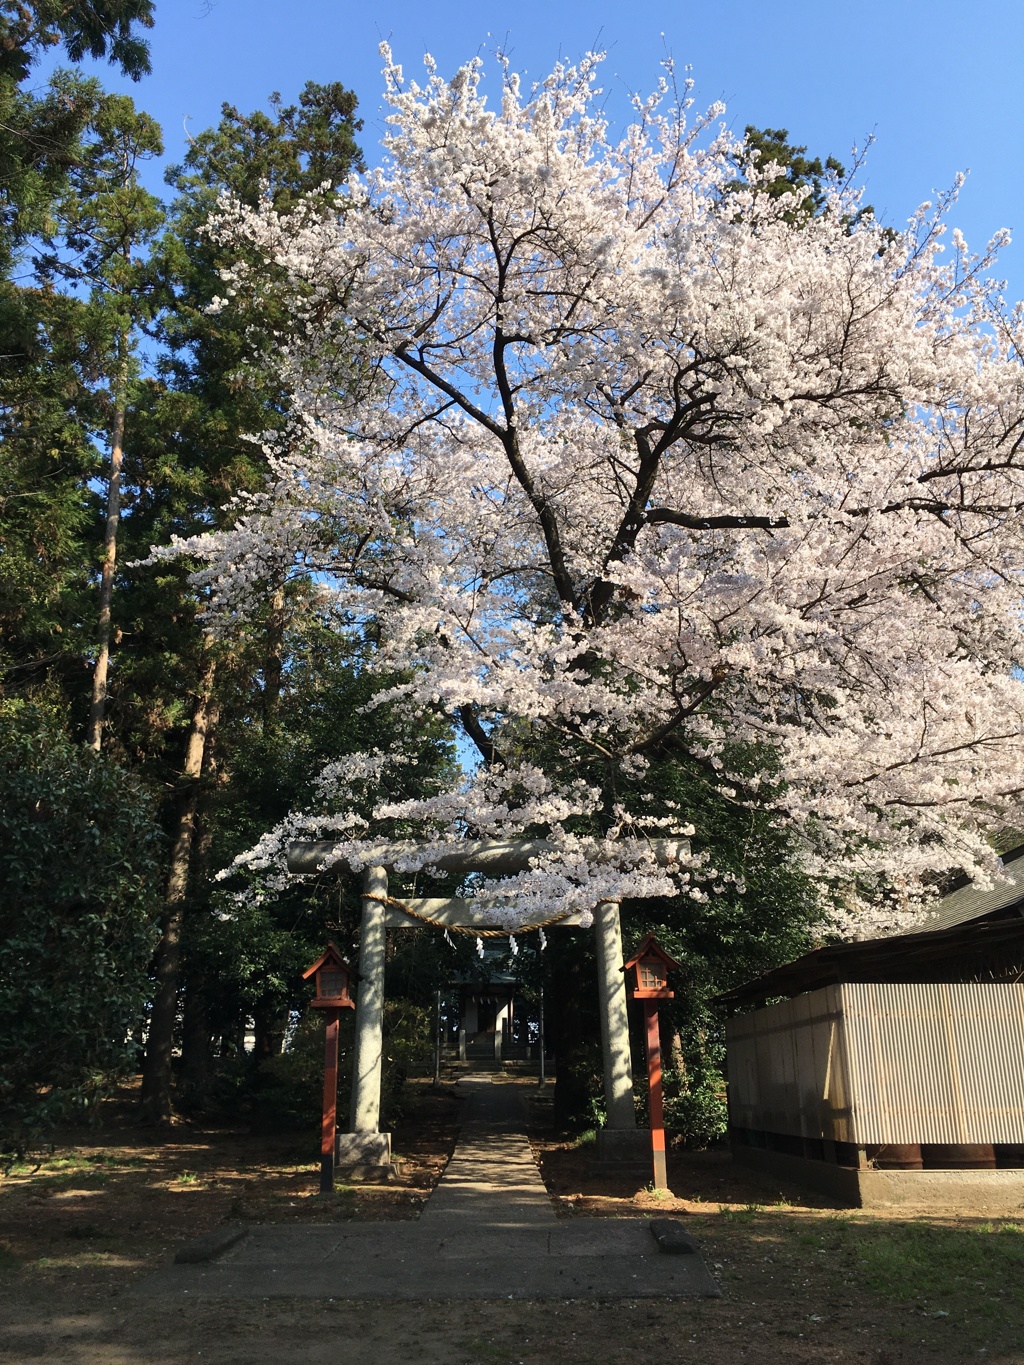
[361,892,591,936]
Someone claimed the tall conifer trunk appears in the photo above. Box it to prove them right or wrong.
[140,653,219,1123]
[178,964,211,1111]
[177,737,221,1111]
[86,334,128,751]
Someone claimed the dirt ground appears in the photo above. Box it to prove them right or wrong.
[1,1076,1022,1364]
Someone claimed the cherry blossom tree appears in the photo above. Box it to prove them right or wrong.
[161,49,1024,933]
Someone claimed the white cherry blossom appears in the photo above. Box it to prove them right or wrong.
[161,50,1024,932]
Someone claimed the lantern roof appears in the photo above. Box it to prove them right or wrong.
[301,940,351,982]
[622,934,682,975]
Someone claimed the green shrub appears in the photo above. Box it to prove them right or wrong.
[247,998,433,1133]
[0,703,163,1159]
[662,1065,728,1147]
[249,1013,353,1131]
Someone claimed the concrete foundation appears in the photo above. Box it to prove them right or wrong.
[335,1132,393,1166]
[595,1126,652,1171]
[734,1145,1024,1213]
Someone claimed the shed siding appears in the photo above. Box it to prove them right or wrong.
[726,986,854,1141]
[726,982,1024,1145]
[841,982,1024,1144]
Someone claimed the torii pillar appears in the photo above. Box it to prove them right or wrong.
[335,864,393,1169]
[593,899,648,1166]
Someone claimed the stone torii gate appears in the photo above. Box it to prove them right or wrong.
[287,838,688,1170]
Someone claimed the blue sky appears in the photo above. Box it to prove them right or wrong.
[52,0,1024,299]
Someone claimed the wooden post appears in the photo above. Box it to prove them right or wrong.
[622,935,680,1182]
[644,1000,668,1190]
[320,1009,341,1194]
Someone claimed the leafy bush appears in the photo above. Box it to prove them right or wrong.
[0,703,163,1159]
[662,1062,729,1147]
[249,1012,353,1131]
[247,998,433,1133]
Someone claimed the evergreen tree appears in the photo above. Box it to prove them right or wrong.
[0,0,156,710]
[33,91,164,747]
[128,84,367,1121]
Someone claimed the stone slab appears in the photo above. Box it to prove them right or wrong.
[173,1226,249,1264]
[145,1221,720,1299]
[143,1076,719,1301]
[421,1129,554,1225]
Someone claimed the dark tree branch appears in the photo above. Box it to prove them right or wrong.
[458,703,504,766]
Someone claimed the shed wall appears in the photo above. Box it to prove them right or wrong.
[726,982,1024,1145]
[841,982,1024,1144]
[726,986,854,1141]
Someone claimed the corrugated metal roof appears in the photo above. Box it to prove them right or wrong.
[717,917,1024,1010]
[716,846,1024,1012]
[918,846,1024,932]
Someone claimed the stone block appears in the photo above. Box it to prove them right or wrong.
[648,1218,697,1254]
[596,1127,651,1166]
[334,1163,401,1183]
[336,1131,392,1165]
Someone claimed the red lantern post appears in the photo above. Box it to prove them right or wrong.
[302,943,356,1194]
[623,935,681,1191]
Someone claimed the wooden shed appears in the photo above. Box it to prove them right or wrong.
[719,849,1024,1210]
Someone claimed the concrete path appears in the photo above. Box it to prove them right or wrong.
[420,1075,555,1227]
[143,1075,719,1301]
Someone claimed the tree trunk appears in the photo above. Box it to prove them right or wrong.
[262,578,286,731]
[550,934,603,1130]
[176,742,222,1111]
[669,1025,686,1077]
[140,654,219,1124]
[86,336,128,752]
[178,966,211,1111]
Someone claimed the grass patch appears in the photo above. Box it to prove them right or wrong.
[847,1220,1024,1317]
[729,1213,1024,1345]
[719,1203,763,1223]
[50,1153,131,1171]
[34,1169,111,1191]
[6,1150,146,1182]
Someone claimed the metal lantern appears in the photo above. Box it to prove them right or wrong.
[303,942,355,1010]
[623,934,680,1000]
